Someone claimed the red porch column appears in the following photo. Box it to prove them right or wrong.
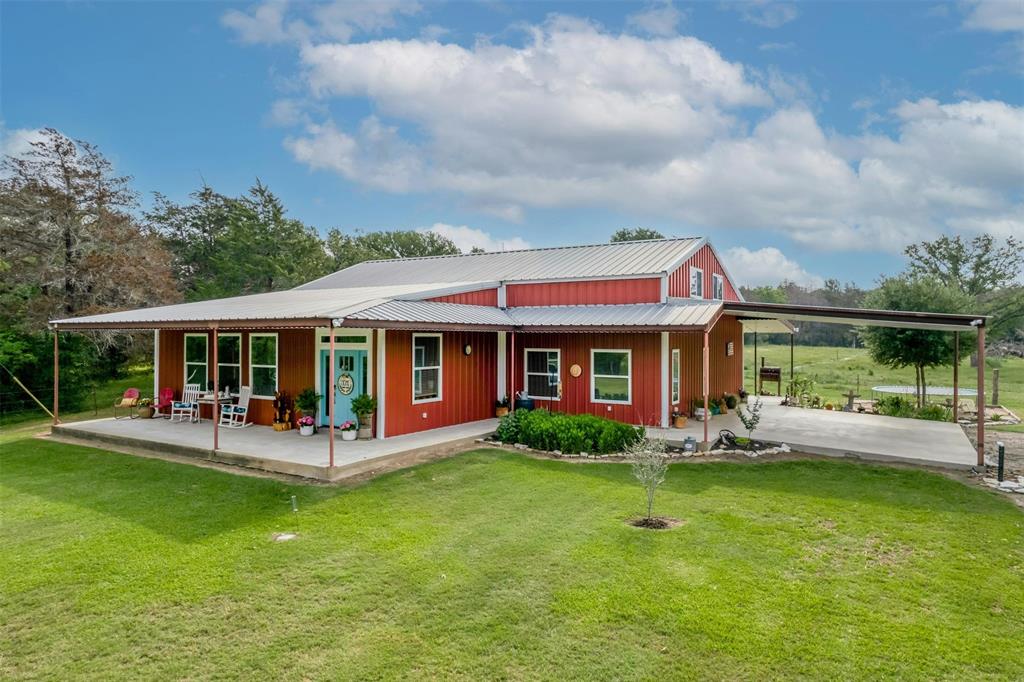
[329,328,336,468]
[510,331,516,411]
[212,326,219,451]
[52,328,60,425]
[952,331,959,423]
[977,325,985,467]
[702,329,710,448]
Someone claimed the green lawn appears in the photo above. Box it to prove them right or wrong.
[2,439,1022,680]
[745,343,1024,426]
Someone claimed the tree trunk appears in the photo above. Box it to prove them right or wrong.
[646,486,655,520]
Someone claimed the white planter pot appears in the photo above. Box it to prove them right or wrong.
[341,430,357,441]
[299,425,315,437]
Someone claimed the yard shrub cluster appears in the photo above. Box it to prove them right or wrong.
[494,409,643,454]
[875,395,951,421]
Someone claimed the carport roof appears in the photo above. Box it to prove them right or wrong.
[723,301,987,332]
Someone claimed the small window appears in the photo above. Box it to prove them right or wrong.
[250,333,278,397]
[184,334,208,386]
[671,349,680,404]
[321,335,368,344]
[525,349,560,400]
[690,267,704,299]
[591,349,631,404]
[217,334,241,393]
[712,273,724,300]
[413,334,442,403]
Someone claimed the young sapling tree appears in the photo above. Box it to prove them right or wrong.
[738,397,763,439]
[626,438,669,523]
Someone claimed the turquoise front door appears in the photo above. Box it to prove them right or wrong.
[320,349,367,427]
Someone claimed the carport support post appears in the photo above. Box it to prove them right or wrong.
[329,328,336,468]
[702,329,710,448]
[753,331,758,395]
[52,328,60,425]
[952,331,959,422]
[977,325,985,467]
[790,332,794,382]
[212,326,219,451]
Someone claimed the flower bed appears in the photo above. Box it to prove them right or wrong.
[493,409,643,455]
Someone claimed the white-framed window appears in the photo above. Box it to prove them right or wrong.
[217,333,241,394]
[412,333,442,403]
[524,348,560,400]
[184,333,208,387]
[690,266,704,299]
[249,333,278,398]
[591,349,631,404]
[671,348,680,404]
[712,273,724,300]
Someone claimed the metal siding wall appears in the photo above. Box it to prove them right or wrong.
[385,330,497,437]
[506,278,661,307]
[668,315,744,413]
[427,288,499,306]
[157,330,184,397]
[508,332,662,426]
[668,244,740,301]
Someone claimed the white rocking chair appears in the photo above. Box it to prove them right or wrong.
[219,386,253,428]
[170,384,201,423]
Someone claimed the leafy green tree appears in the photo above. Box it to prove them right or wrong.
[610,227,665,242]
[740,285,787,304]
[324,229,459,271]
[859,276,973,408]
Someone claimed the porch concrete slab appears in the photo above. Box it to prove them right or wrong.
[649,397,976,470]
[51,417,499,481]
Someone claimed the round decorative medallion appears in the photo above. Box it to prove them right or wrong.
[569,363,583,378]
[337,373,354,395]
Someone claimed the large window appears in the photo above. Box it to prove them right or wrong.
[184,333,208,387]
[671,349,680,404]
[249,333,278,397]
[217,334,241,393]
[712,273,724,300]
[690,267,704,299]
[525,349,560,400]
[591,349,631,404]
[413,333,442,403]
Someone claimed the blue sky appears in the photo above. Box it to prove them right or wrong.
[3,1,1022,288]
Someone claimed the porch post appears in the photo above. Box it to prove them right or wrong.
[329,327,336,468]
[753,330,758,395]
[702,329,710,448]
[375,329,386,440]
[953,331,959,423]
[212,326,219,451]
[790,332,794,381]
[497,331,507,401]
[153,330,160,399]
[660,332,670,428]
[52,328,60,425]
[510,331,516,411]
[977,325,985,467]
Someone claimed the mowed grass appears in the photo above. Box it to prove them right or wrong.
[745,343,1024,427]
[2,439,1023,680]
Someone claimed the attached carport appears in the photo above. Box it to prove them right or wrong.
[723,301,989,467]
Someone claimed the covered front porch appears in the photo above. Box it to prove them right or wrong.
[50,416,499,481]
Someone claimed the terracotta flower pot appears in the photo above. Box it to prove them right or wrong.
[496,407,509,418]
[138,406,155,419]
[673,415,687,428]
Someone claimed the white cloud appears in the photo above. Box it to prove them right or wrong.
[419,24,450,42]
[264,98,307,127]
[723,247,825,288]
[271,18,1022,251]
[962,0,1024,32]
[626,2,685,37]
[418,223,531,253]
[733,2,799,28]
[222,0,421,45]
[759,41,795,51]
[1,126,48,160]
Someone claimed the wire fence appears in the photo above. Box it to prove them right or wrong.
[0,384,100,425]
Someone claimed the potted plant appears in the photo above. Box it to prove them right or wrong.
[351,393,377,440]
[340,420,357,441]
[137,398,155,419]
[495,396,510,418]
[297,415,316,437]
[724,393,738,410]
[295,388,322,431]
[672,408,687,428]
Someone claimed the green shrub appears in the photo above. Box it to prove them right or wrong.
[499,409,643,454]
[914,404,951,422]
[876,395,914,418]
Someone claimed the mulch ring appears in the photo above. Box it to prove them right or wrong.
[627,516,685,530]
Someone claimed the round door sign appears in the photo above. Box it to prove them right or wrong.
[337,373,354,395]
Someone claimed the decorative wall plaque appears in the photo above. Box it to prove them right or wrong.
[569,363,583,378]
[338,373,354,395]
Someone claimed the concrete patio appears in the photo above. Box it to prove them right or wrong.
[649,397,977,470]
[51,417,499,481]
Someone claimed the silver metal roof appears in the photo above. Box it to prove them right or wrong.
[50,283,489,328]
[298,237,703,289]
[346,300,514,326]
[509,302,720,328]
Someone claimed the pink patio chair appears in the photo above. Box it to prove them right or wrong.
[154,387,174,418]
[113,388,140,420]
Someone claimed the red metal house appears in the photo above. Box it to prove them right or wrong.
[49,236,992,467]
